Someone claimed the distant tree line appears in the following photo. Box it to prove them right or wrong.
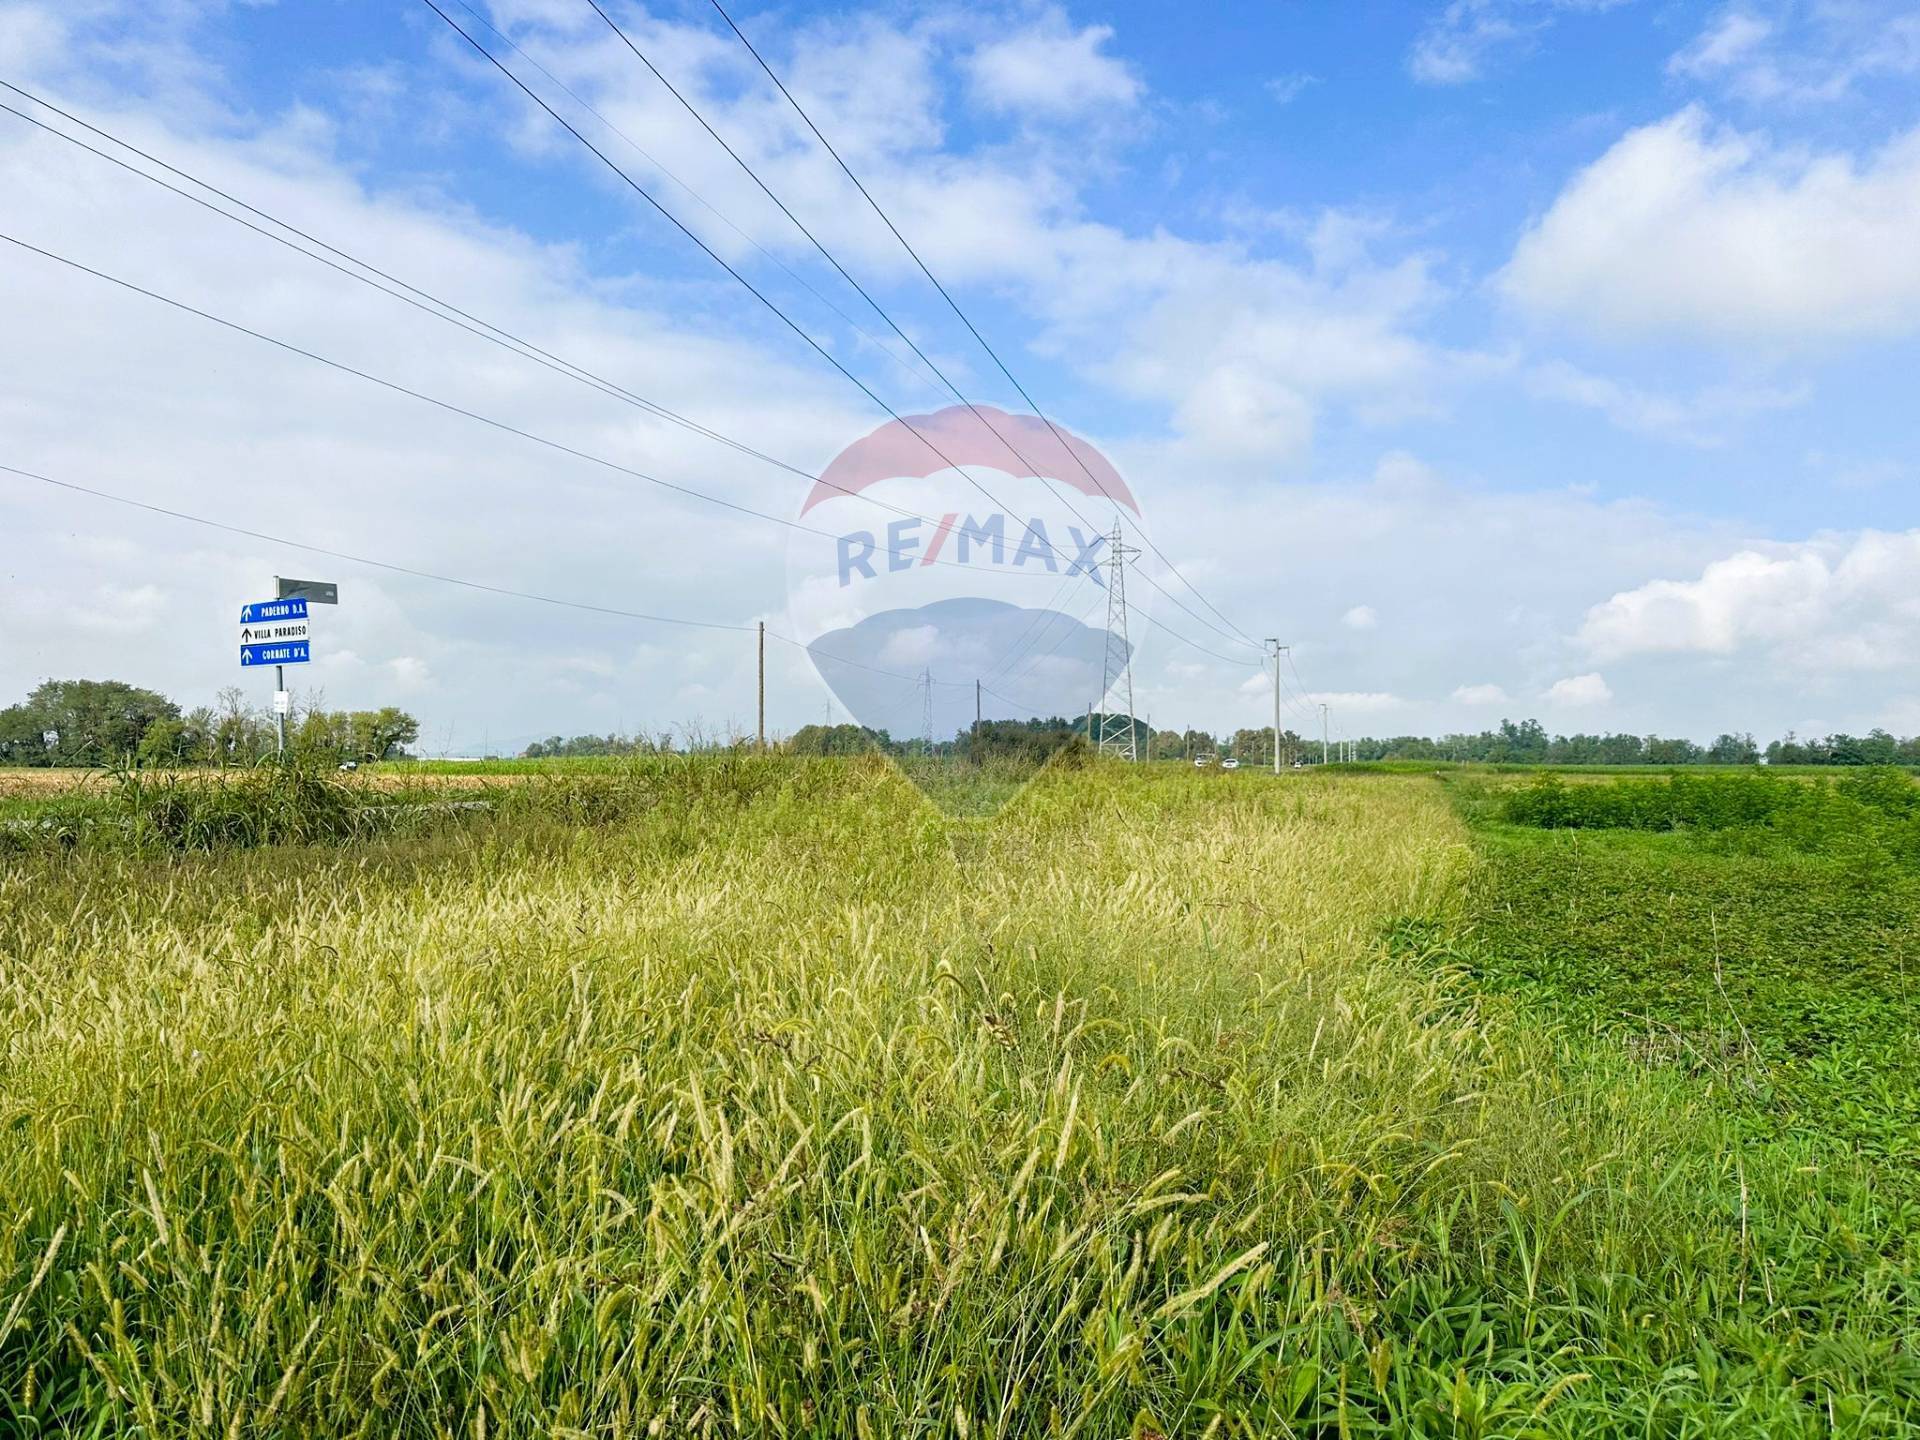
[772,713,1920,768]
[782,716,1092,761]
[1329,719,1920,767]
[1333,719,1765,766]
[1157,719,1920,767]
[0,678,419,767]
[522,733,665,759]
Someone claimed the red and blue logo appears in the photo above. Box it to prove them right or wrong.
[786,404,1148,751]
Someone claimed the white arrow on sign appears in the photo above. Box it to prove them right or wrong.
[239,619,312,645]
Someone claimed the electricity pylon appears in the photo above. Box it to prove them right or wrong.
[920,666,934,756]
[1097,520,1142,761]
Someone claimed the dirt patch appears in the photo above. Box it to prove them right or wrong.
[0,770,99,797]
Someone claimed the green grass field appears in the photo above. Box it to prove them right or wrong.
[2,759,1916,1435]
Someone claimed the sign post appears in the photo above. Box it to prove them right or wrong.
[229,579,338,758]
[241,591,319,756]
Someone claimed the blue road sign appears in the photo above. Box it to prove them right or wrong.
[240,597,308,625]
[240,640,310,668]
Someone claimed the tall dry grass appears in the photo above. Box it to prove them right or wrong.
[0,760,1910,1434]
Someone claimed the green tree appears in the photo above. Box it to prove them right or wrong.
[786,723,888,757]
[0,703,50,765]
[1179,728,1217,761]
[347,708,420,762]
[0,679,179,766]
[1645,735,1705,765]
[1230,727,1275,765]
[136,717,188,767]
[1707,732,1759,765]
[211,686,272,765]
[1146,728,1187,761]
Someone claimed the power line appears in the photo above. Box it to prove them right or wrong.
[0,82,1024,546]
[5,84,1195,631]
[980,573,1102,689]
[1284,649,1319,723]
[2,457,1072,717]
[443,1,935,396]
[460,0,1254,655]
[648,0,1262,655]
[0,229,1072,589]
[4,228,1257,688]
[422,0,1092,569]
[2,462,755,633]
[708,0,1264,655]
[0,90,836,493]
[576,0,953,395]
[6,99,1263,689]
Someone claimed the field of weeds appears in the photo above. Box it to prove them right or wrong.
[2,761,1916,1435]
[1440,767,1920,1182]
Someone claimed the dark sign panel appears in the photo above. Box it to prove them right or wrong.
[276,577,339,604]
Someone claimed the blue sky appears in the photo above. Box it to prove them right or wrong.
[2,0,1917,751]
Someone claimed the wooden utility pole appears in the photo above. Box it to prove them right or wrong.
[756,621,765,753]
[974,679,982,760]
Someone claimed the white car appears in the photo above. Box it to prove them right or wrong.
[1193,755,1212,767]
[1221,758,1240,770]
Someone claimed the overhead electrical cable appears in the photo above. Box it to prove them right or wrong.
[420,0,1103,575]
[0,230,1027,578]
[0,82,1009,541]
[444,1,936,395]
[447,0,1250,657]
[708,0,1264,654]
[0,78,1156,658]
[7,63,1260,691]
[583,0,1258,656]
[1283,649,1321,724]
[981,567,1096,687]
[1,459,1070,713]
[0,91,841,497]
[3,228,1249,683]
[2,462,754,633]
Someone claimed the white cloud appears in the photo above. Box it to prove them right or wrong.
[387,656,432,690]
[0,4,65,74]
[1669,11,1772,78]
[1804,450,1906,492]
[424,3,1444,479]
[1452,682,1510,704]
[1265,73,1318,104]
[1523,358,1804,445]
[1342,604,1378,630]
[1101,241,1444,466]
[1503,108,1920,343]
[877,624,940,666]
[1409,0,1528,84]
[1409,0,1625,86]
[965,15,1141,119]
[1668,5,1920,104]
[1544,672,1612,705]
[1577,530,1920,672]
[9,0,1914,752]
[1169,367,1316,465]
[0,33,852,744]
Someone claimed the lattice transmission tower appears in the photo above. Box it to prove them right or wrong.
[1096,520,1142,761]
[920,666,934,756]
